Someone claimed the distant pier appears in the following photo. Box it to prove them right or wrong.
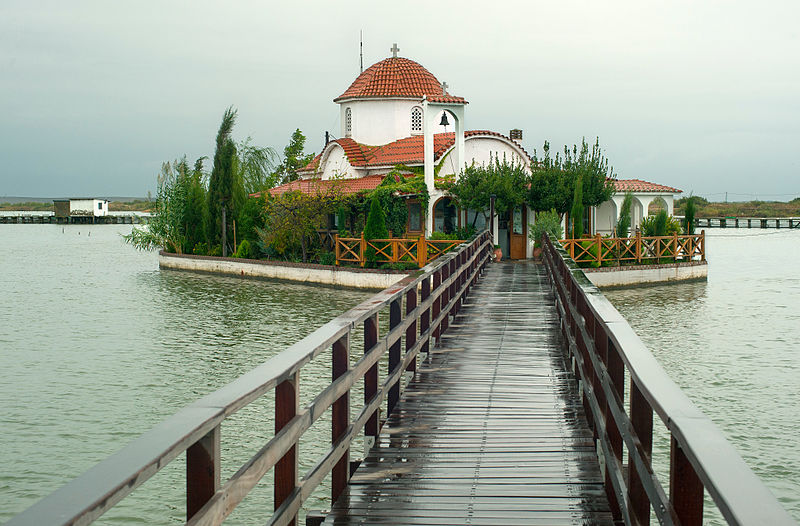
[0,213,149,225]
[694,217,800,229]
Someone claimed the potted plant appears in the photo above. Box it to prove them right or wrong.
[529,209,563,262]
[492,245,503,262]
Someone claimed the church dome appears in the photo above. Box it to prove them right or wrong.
[334,57,444,102]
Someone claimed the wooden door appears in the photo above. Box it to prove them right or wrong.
[509,206,527,259]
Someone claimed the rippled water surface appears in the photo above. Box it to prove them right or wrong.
[0,225,372,523]
[604,229,800,523]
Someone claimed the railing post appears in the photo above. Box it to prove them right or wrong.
[418,236,427,267]
[406,287,417,372]
[388,298,402,414]
[636,230,642,264]
[440,261,450,334]
[629,381,653,526]
[420,276,431,357]
[673,232,678,260]
[364,314,379,438]
[275,372,299,526]
[670,437,704,526]
[334,233,340,266]
[595,233,602,266]
[331,334,350,502]
[186,426,220,521]
[360,232,366,267]
[606,338,625,522]
[391,239,398,263]
[432,269,442,341]
[700,230,706,262]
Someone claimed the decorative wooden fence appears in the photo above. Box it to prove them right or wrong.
[7,231,493,526]
[541,234,794,525]
[558,231,705,267]
[335,233,465,268]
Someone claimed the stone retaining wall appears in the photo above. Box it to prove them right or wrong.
[158,252,409,290]
[582,260,708,288]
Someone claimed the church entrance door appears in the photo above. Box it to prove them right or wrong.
[509,205,527,259]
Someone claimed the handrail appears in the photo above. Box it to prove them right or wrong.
[8,231,494,526]
[335,233,465,268]
[541,234,795,526]
[558,232,705,267]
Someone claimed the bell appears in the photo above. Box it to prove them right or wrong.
[439,112,450,126]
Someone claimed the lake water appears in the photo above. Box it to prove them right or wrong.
[1,225,798,524]
[604,228,800,523]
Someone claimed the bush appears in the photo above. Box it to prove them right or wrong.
[364,198,389,267]
[575,239,600,268]
[318,250,336,266]
[233,239,252,259]
[616,193,633,238]
[429,231,460,241]
[683,196,696,234]
[453,225,476,239]
[529,209,563,247]
[192,242,208,255]
[209,244,222,257]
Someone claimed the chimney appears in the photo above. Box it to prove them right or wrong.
[509,129,523,145]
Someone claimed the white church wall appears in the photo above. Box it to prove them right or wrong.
[595,200,618,235]
[341,100,457,147]
[320,145,355,180]
[438,137,530,177]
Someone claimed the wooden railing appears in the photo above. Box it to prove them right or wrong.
[335,233,465,268]
[7,231,493,526]
[541,234,794,526]
[558,231,705,267]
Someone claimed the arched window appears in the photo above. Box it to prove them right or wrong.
[411,106,423,134]
[345,107,352,137]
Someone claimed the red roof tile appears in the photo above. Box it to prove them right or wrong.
[334,57,466,103]
[614,179,682,194]
[302,131,529,174]
[265,174,389,197]
[425,94,468,105]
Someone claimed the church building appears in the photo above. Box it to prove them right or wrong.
[269,44,681,259]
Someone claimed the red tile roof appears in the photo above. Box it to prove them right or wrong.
[614,179,682,194]
[425,94,468,105]
[264,174,389,197]
[334,57,466,103]
[302,131,529,174]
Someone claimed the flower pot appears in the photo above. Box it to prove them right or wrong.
[493,247,502,262]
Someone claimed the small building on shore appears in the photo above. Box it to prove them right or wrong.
[53,198,109,220]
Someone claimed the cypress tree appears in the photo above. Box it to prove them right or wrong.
[364,198,389,266]
[684,196,696,234]
[206,107,239,254]
[616,192,633,238]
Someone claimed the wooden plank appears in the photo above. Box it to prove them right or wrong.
[323,262,613,525]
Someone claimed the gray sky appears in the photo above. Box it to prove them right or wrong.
[1,0,798,200]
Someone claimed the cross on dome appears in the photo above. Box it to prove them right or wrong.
[390,43,400,58]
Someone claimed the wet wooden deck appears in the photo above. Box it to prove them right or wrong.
[323,261,613,525]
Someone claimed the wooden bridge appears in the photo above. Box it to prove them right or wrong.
[7,232,795,526]
[694,217,800,229]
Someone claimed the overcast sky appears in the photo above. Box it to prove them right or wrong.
[1,0,798,200]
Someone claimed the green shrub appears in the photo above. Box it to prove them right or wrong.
[318,250,336,266]
[364,198,389,267]
[616,193,633,238]
[575,239,600,268]
[453,225,476,239]
[234,239,252,259]
[529,209,563,247]
[683,196,696,235]
[209,244,222,257]
[429,231,459,241]
[193,242,208,255]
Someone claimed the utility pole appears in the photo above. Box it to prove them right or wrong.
[359,30,363,73]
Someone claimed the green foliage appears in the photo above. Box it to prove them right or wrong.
[528,138,616,214]
[238,137,279,193]
[233,239,252,259]
[318,251,336,266]
[336,206,349,234]
[193,242,208,255]
[575,240,600,268]
[258,181,343,263]
[446,158,527,226]
[237,194,267,244]
[364,198,389,266]
[365,171,429,236]
[428,231,460,241]
[616,193,633,238]
[640,210,681,237]
[683,196,696,234]
[529,209,563,247]
[123,156,206,253]
[273,129,315,184]
[209,244,222,257]
[571,175,584,239]
[206,107,243,254]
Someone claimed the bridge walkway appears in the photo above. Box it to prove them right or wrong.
[323,261,613,525]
